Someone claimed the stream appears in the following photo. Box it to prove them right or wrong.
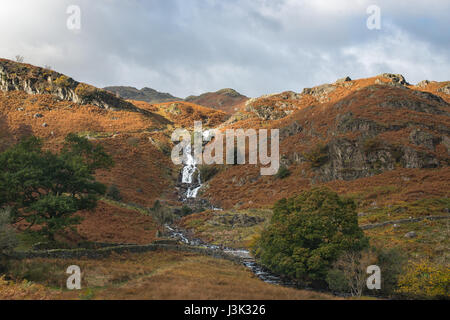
[164,224,298,287]
[169,136,299,288]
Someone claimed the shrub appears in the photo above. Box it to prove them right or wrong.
[181,205,193,216]
[375,247,406,296]
[253,188,368,285]
[326,269,350,293]
[150,201,175,225]
[275,165,291,179]
[198,165,219,182]
[303,144,329,168]
[154,140,172,156]
[0,208,17,271]
[75,83,97,99]
[106,184,122,201]
[397,261,450,299]
[53,75,72,88]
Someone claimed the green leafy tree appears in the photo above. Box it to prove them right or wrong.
[0,134,113,241]
[253,188,368,284]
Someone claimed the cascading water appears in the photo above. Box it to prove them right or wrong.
[170,130,300,289]
[181,130,213,199]
[181,142,202,199]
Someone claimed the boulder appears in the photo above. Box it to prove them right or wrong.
[302,84,336,102]
[336,76,352,83]
[404,231,417,239]
[437,84,450,95]
[416,80,430,88]
[379,73,409,85]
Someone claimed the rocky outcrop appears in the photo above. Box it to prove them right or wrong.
[280,120,303,139]
[302,83,336,102]
[306,137,441,183]
[416,80,431,88]
[409,129,440,150]
[0,59,156,117]
[335,76,352,84]
[378,73,410,85]
[437,84,450,95]
[244,91,302,120]
[245,103,292,120]
[288,84,450,182]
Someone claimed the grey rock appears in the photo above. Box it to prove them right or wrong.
[379,73,409,85]
[336,76,352,83]
[437,84,450,95]
[302,83,336,102]
[416,80,430,88]
[409,129,438,150]
[404,231,417,239]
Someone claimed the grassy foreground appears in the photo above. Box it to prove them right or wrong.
[1,250,338,300]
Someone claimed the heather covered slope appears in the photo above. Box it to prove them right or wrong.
[0,59,162,118]
[0,60,227,244]
[202,74,450,209]
[0,59,449,299]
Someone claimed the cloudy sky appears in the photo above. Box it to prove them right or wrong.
[0,0,449,98]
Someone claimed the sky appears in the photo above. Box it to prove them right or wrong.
[0,0,449,98]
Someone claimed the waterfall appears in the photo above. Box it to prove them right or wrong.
[181,141,202,199]
[180,130,213,199]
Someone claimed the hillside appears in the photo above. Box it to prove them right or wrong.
[0,59,226,245]
[202,74,450,209]
[183,74,450,277]
[1,60,449,300]
[103,86,182,104]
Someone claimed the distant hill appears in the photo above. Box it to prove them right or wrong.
[104,86,182,104]
[105,86,248,114]
[185,88,249,114]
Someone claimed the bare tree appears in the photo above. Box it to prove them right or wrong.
[15,55,24,63]
[331,250,377,297]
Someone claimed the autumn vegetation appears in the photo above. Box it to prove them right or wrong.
[0,59,449,299]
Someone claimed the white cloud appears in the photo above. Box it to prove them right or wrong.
[342,24,450,83]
